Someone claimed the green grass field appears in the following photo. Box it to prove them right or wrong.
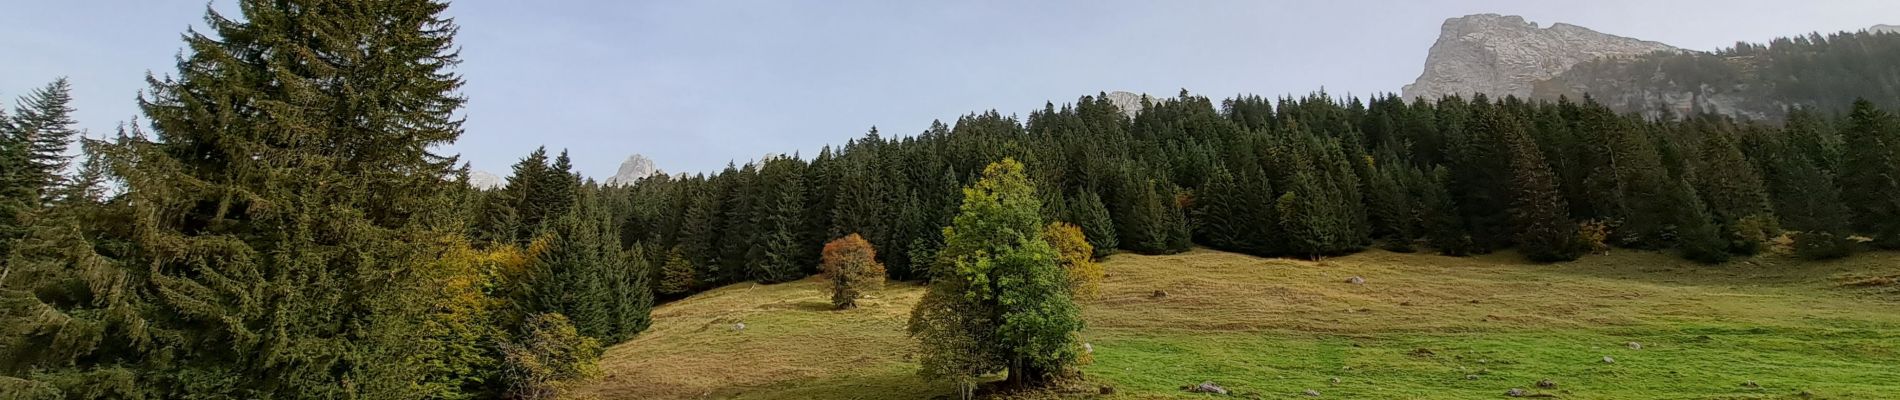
[580,248,1900,399]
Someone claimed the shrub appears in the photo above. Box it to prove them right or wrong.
[500,313,602,400]
[821,234,887,309]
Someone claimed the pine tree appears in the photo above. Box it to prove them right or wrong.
[1840,99,1900,248]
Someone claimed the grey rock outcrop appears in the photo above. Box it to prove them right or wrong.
[1871,24,1900,34]
[1402,14,1678,101]
[604,154,660,186]
[1104,91,1152,118]
[467,170,505,190]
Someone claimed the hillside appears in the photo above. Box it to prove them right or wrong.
[582,249,1900,399]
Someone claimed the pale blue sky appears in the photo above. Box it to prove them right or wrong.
[3,1,1895,178]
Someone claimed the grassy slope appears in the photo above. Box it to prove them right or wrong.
[582,249,1900,399]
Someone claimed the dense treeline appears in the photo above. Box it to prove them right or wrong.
[5,0,1900,398]
[555,89,1900,303]
[1534,29,1900,120]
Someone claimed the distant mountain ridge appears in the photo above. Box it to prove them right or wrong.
[1402,14,1678,102]
[1407,14,1900,120]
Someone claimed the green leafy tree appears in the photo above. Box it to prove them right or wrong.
[909,159,1082,396]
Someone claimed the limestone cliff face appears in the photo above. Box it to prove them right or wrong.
[1402,14,1678,101]
[1103,91,1153,118]
[467,170,504,190]
[604,154,659,186]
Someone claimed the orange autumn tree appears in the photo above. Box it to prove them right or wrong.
[821,234,887,309]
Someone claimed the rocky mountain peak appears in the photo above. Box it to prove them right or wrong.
[1402,14,1678,101]
[1872,24,1900,34]
[1103,91,1152,118]
[604,154,660,186]
[466,170,504,190]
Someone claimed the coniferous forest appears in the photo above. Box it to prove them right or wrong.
[4,1,1900,399]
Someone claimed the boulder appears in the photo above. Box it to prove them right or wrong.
[1185,381,1228,395]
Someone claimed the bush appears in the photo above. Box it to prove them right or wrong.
[1043,222,1103,300]
[821,234,887,309]
[1794,231,1852,260]
[500,313,602,400]
[1578,219,1611,255]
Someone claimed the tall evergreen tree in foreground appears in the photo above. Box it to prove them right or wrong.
[6,79,79,202]
[910,158,1082,398]
[0,79,80,265]
[3,1,475,396]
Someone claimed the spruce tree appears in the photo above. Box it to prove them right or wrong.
[1840,99,1900,248]
[7,78,78,202]
[0,93,26,265]
[55,1,475,396]
[1691,130,1777,255]
[522,189,647,341]
[1497,112,1585,262]
[1767,139,1855,259]
[753,158,811,283]
[1421,166,1476,255]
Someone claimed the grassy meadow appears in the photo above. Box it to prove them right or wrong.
[582,248,1900,399]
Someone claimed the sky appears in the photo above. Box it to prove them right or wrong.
[3,1,1896,179]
